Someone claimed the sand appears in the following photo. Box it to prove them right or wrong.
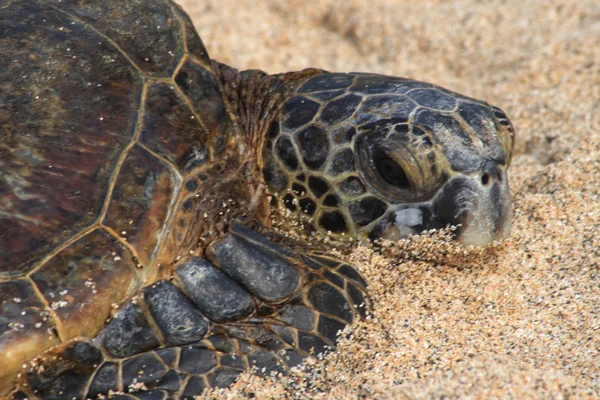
[176,0,600,398]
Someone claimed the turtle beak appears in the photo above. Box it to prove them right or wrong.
[429,161,512,246]
[377,161,512,247]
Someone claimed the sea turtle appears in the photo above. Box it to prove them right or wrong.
[0,0,515,398]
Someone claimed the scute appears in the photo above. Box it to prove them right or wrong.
[0,0,234,393]
[47,0,186,76]
[0,0,143,276]
[175,58,230,145]
[30,229,139,340]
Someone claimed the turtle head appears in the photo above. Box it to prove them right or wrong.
[261,73,515,246]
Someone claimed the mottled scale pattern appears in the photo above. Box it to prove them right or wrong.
[263,73,515,239]
[14,223,368,399]
[0,0,233,392]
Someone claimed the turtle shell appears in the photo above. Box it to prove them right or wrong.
[0,0,232,389]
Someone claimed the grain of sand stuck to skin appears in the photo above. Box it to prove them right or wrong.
[177,0,600,398]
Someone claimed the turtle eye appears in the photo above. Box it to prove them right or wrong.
[376,157,410,189]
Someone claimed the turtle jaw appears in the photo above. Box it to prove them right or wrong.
[377,168,512,247]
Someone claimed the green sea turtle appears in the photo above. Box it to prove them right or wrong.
[0,0,515,398]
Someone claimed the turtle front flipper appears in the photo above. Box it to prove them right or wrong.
[15,222,368,399]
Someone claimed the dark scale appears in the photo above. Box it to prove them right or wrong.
[271,325,297,347]
[1,0,515,397]
[458,101,498,140]
[179,348,217,375]
[308,89,346,101]
[356,95,418,126]
[181,198,195,212]
[298,73,355,93]
[275,136,299,171]
[247,350,287,377]
[208,335,236,353]
[295,125,331,170]
[323,194,340,207]
[407,88,457,111]
[300,255,322,270]
[156,348,178,367]
[310,256,341,269]
[268,120,280,138]
[413,108,464,133]
[257,303,277,316]
[209,369,243,388]
[318,93,362,125]
[323,270,345,288]
[88,362,119,398]
[493,109,508,120]
[346,284,368,319]
[281,96,320,131]
[348,197,387,227]
[319,211,349,234]
[219,354,246,370]
[336,264,368,288]
[292,183,307,196]
[308,283,353,323]
[308,176,330,198]
[185,179,198,191]
[278,304,315,331]
[299,197,317,215]
[318,315,347,344]
[329,148,355,176]
[211,233,301,302]
[122,353,167,388]
[279,349,305,367]
[182,376,208,396]
[395,124,410,134]
[262,159,289,192]
[345,126,357,142]
[412,126,426,136]
[331,126,357,144]
[176,257,255,323]
[155,370,183,392]
[338,176,366,196]
[458,102,510,163]
[100,301,161,359]
[428,151,438,177]
[298,332,331,355]
[143,281,209,346]
[174,58,229,136]
[283,193,297,211]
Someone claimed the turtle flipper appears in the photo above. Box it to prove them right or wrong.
[15,223,367,399]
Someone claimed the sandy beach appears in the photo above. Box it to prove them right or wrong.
[177,0,600,398]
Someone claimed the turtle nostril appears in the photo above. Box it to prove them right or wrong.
[481,173,491,187]
[497,171,503,183]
